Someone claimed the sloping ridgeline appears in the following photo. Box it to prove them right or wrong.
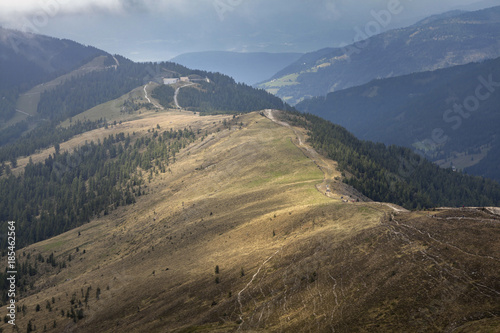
[0,56,152,166]
[36,56,146,121]
[0,27,108,123]
[0,58,288,254]
[282,112,500,209]
[154,72,287,113]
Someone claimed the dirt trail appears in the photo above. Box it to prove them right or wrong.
[486,207,500,216]
[382,203,409,213]
[143,83,163,109]
[15,109,30,116]
[237,247,282,330]
[263,110,412,213]
[263,109,370,203]
[174,83,195,109]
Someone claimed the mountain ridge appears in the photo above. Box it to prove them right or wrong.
[1,111,499,332]
[0,27,108,90]
[257,5,500,104]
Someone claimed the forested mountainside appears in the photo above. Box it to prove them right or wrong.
[296,57,500,182]
[0,27,108,122]
[258,6,500,104]
[281,111,500,210]
[153,73,289,113]
[0,27,107,90]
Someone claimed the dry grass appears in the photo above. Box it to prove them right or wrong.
[12,110,232,176]
[1,112,498,333]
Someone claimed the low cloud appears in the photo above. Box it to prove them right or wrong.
[0,0,124,29]
[0,0,488,61]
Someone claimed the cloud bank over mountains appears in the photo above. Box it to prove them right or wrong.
[0,0,490,61]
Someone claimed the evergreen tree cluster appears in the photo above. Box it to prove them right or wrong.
[283,112,500,209]
[0,88,19,121]
[152,84,175,107]
[0,119,105,164]
[36,60,149,121]
[0,120,28,147]
[0,128,196,250]
[177,74,286,113]
[153,72,288,113]
[0,251,60,305]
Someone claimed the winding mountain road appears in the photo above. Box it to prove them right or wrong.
[143,83,162,109]
[174,83,195,109]
[144,84,153,104]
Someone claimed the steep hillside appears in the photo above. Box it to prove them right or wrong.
[257,6,500,104]
[0,27,107,93]
[1,111,498,333]
[0,28,115,145]
[296,57,500,182]
[171,51,303,85]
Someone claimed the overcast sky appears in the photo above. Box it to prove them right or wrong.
[0,0,496,61]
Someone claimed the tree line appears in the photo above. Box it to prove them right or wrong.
[0,127,196,251]
[282,111,500,209]
[176,74,287,112]
[36,60,148,122]
[0,119,106,166]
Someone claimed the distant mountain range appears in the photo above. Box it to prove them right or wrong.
[257,6,500,104]
[170,51,303,85]
[297,56,500,182]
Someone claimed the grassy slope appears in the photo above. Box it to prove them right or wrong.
[2,56,111,130]
[1,112,499,332]
[11,82,164,175]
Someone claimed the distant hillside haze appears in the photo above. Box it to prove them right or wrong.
[170,51,303,85]
[258,6,500,104]
[0,27,107,90]
[0,27,108,124]
[296,56,500,182]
